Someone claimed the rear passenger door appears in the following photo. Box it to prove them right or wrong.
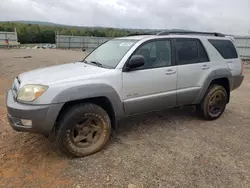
[175,38,210,105]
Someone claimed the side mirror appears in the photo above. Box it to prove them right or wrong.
[127,55,145,70]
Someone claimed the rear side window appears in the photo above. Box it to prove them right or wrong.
[176,39,209,65]
[208,39,238,59]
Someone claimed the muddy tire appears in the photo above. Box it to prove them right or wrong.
[196,85,228,120]
[56,103,111,157]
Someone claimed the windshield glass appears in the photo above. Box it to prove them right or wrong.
[84,39,138,68]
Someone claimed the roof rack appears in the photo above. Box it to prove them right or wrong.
[156,31,225,37]
[126,32,156,36]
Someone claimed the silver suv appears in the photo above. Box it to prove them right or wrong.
[6,31,244,157]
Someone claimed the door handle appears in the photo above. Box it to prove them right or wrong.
[202,64,210,70]
[165,69,176,75]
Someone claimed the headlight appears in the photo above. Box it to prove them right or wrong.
[17,84,48,102]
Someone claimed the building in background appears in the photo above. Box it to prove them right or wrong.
[0,30,19,48]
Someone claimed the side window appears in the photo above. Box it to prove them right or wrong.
[176,39,209,65]
[197,40,209,62]
[176,39,199,65]
[150,42,157,58]
[208,39,238,59]
[139,42,152,50]
[134,40,172,69]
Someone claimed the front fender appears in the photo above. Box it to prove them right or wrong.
[52,84,124,120]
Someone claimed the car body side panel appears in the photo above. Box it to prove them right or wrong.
[123,90,176,116]
[176,62,213,105]
[176,87,201,105]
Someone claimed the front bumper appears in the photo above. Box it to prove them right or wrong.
[6,90,64,136]
[231,75,244,91]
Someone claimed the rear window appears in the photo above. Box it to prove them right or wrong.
[208,39,238,59]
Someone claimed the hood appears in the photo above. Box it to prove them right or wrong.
[18,62,110,85]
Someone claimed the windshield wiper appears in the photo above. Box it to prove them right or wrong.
[89,61,103,67]
[81,59,103,67]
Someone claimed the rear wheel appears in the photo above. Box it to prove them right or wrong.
[196,85,228,120]
[56,103,111,157]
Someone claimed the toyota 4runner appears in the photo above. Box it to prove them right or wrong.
[6,31,244,157]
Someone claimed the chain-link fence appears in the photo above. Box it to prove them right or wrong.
[56,35,112,52]
[234,36,250,59]
[56,34,250,59]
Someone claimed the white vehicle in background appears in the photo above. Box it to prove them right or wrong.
[40,43,56,49]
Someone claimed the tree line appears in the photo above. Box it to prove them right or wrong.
[0,22,135,44]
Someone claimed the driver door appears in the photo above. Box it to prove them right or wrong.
[122,39,177,116]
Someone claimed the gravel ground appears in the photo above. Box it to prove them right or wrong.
[0,49,250,188]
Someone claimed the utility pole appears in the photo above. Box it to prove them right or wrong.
[14,28,18,48]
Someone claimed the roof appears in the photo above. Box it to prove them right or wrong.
[115,35,227,42]
[116,31,227,41]
[115,35,152,40]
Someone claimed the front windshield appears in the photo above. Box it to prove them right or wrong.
[84,39,138,68]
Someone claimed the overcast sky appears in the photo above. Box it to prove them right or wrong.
[0,0,250,35]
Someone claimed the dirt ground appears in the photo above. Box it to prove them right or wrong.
[0,49,249,188]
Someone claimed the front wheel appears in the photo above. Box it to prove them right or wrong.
[196,85,228,120]
[56,103,111,157]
